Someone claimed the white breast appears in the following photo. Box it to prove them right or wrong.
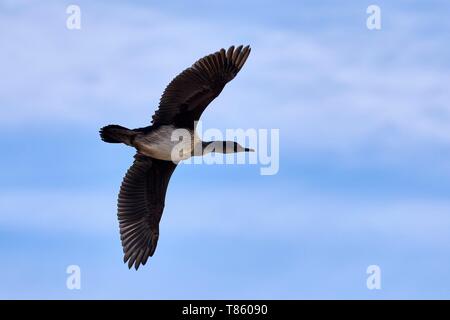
[134,126,200,162]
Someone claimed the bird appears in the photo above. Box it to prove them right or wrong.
[99,45,253,270]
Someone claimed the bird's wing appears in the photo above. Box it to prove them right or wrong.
[151,45,251,128]
[118,154,177,270]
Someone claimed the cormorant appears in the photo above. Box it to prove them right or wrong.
[100,45,252,269]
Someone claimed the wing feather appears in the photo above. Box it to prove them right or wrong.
[151,45,251,128]
[118,154,177,270]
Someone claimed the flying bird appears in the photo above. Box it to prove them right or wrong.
[100,45,253,269]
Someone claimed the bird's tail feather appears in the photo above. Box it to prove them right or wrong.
[99,125,136,145]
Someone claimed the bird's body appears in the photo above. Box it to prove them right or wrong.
[100,45,252,269]
[134,125,199,161]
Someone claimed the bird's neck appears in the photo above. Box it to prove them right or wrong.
[202,141,234,154]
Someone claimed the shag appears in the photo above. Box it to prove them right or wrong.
[100,45,252,269]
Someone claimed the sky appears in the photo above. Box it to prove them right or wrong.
[0,0,450,299]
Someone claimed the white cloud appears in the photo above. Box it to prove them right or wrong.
[0,1,449,165]
[0,190,116,235]
[2,186,450,249]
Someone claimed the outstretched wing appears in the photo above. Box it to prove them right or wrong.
[151,45,251,128]
[118,154,177,270]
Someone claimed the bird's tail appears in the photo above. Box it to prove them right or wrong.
[99,125,136,145]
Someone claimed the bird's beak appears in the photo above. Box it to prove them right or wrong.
[244,148,255,152]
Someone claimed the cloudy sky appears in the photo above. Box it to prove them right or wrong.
[1,0,450,299]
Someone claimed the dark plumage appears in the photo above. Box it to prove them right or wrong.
[152,45,251,128]
[100,45,252,269]
[118,154,177,269]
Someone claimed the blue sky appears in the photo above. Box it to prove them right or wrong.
[1,0,450,299]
